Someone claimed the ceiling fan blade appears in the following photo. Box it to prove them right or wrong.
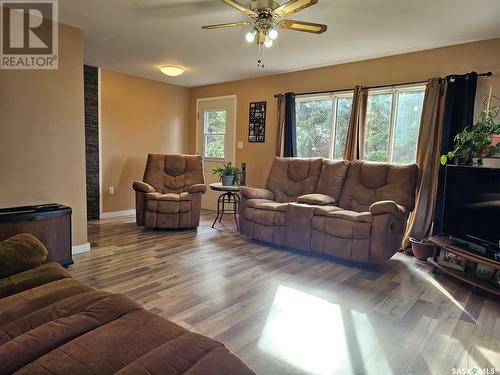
[202,21,252,29]
[273,0,318,18]
[279,19,327,34]
[222,0,258,17]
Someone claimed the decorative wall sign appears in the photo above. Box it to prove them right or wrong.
[248,101,266,143]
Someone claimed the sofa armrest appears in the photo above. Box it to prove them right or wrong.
[188,184,207,194]
[297,193,335,206]
[0,234,48,279]
[133,181,156,193]
[240,187,274,200]
[369,200,406,219]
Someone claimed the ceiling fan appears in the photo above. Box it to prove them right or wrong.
[202,0,327,49]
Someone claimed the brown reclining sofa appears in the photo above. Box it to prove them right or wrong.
[240,157,418,265]
[0,234,254,375]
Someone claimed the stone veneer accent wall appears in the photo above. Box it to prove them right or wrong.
[84,65,100,220]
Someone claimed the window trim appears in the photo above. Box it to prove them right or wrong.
[203,108,227,161]
[365,84,425,163]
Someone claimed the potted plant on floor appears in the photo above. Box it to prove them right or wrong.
[212,162,241,186]
[440,88,500,166]
[409,237,436,261]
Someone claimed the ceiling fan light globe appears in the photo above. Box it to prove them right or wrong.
[268,28,278,40]
[245,31,256,43]
[264,38,273,48]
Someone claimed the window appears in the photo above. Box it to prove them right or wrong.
[296,93,353,159]
[295,85,424,163]
[203,109,226,159]
[364,86,425,163]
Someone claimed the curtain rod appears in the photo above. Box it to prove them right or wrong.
[273,71,493,98]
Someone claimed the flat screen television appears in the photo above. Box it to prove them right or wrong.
[442,165,500,260]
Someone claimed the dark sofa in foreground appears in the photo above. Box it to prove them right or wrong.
[0,234,254,375]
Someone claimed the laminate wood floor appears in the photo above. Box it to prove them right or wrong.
[70,211,500,375]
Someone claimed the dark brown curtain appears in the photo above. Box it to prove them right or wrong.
[433,72,478,234]
[343,86,368,160]
[276,94,286,157]
[276,93,297,157]
[403,78,447,247]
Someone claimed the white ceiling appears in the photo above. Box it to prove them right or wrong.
[59,0,500,88]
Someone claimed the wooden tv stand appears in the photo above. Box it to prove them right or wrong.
[429,236,500,297]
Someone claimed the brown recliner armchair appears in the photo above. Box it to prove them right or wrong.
[133,154,207,229]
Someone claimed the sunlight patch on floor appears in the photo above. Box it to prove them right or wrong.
[417,268,478,324]
[258,285,393,375]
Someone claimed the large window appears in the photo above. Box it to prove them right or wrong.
[203,109,226,159]
[364,86,425,163]
[295,85,424,163]
[296,93,353,159]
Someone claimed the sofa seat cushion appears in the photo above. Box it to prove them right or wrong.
[327,210,373,223]
[146,200,191,214]
[313,206,343,216]
[312,210,372,239]
[297,193,335,206]
[13,309,254,375]
[0,277,94,326]
[0,290,125,346]
[245,207,285,226]
[0,262,71,300]
[146,192,192,201]
[246,199,288,212]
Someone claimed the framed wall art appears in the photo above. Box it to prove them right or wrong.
[248,101,266,143]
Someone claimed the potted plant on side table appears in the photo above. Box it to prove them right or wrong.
[212,162,241,186]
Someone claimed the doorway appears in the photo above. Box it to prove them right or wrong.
[196,95,237,211]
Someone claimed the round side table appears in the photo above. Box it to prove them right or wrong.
[209,183,240,230]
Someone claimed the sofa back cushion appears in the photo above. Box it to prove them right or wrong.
[338,161,418,212]
[265,157,323,203]
[316,160,350,201]
[143,154,204,194]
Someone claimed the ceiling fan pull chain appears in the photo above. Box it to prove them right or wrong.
[257,42,264,69]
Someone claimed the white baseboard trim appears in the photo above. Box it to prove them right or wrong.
[72,242,90,255]
[100,209,136,219]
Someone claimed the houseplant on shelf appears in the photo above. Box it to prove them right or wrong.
[212,162,241,186]
[440,89,500,167]
[409,237,436,261]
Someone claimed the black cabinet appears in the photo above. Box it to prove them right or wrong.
[0,204,73,267]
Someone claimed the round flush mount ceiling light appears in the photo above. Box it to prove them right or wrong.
[160,65,184,77]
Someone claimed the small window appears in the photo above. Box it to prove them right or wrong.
[333,97,353,159]
[204,110,226,159]
[296,96,333,158]
[364,86,425,163]
[296,93,353,159]
[392,90,425,163]
[364,93,393,162]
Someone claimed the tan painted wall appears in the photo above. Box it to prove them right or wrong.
[0,24,87,246]
[189,38,500,188]
[101,70,190,213]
